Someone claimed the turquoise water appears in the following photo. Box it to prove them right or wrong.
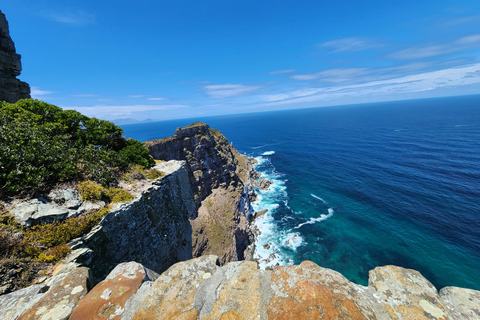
[122,95,480,290]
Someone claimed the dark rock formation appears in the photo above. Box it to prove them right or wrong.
[0,10,30,103]
[66,161,195,282]
[146,123,260,262]
[146,122,255,209]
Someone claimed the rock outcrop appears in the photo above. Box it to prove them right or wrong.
[146,123,260,263]
[2,257,479,320]
[0,10,30,103]
[66,160,195,282]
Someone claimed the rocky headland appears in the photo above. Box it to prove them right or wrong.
[146,122,265,263]
[0,10,30,103]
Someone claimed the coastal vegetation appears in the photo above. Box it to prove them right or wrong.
[0,99,162,292]
[0,99,155,197]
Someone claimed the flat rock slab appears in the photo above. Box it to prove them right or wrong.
[440,286,480,319]
[268,261,368,320]
[132,255,220,320]
[0,284,49,320]
[368,265,449,320]
[18,267,92,320]
[70,261,147,320]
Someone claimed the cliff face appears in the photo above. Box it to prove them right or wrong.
[0,11,30,103]
[67,160,195,282]
[146,122,258,263]
[2,256,479,320]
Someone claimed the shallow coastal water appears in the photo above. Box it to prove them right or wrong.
[122,94,480,290]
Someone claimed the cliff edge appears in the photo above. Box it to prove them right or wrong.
[2,256,479,320]
[146,122,261,263]
[0,10,30,103]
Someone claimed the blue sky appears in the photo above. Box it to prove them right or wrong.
[2,0,480,122]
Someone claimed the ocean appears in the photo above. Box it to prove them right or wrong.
[121,95,480,291]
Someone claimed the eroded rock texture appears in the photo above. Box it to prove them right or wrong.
[67,160,195,282]
[146,122,259,263]
[2,257,480,319]
[0,10,30,103]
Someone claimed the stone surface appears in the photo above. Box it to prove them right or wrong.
[440,286,480,319]
[0,10,30,103]
[67,160,195,282]
[69,262,147,320]
[0,284,49,320]
[120,281,153,320]
[132,255,220,320]
[146,123,261,263]
[195,260,272,320]
[268,261,368,319]
[17,267,92,320]
[368,265,449,320]
[4,257,480,319]
[7,196,105,227]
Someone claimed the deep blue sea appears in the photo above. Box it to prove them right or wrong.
[122,95,480,291]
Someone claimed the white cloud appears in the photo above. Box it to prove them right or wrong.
[320,37,381,52]
[146,97,167,101]
[264,63,480,105]
[391,33,480,60]
[64,104,189,120]
[291,68,370,82]
[204,84,261,99]
[269,69,295,75]
[47,10,95,26]
[31,87,54,98]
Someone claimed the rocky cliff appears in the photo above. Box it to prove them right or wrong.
[65,160,195,282]
[146,122,261,263]
[2,256,479,320]
[0,10,30,103]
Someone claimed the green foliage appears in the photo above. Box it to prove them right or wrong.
[0,99,154,196]
[36,244,71,263]
[78,181,134,203]
[122,165,164,184]
[104,187,134,203]
[23,206,110,249]
[146,169,164,180]
[118,139,155,168]
[78,181,103,201]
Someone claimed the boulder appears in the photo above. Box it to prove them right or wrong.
[69,262,148,320]
[132,255,220,320]
[17,267,92,320]
[440,286,480,319]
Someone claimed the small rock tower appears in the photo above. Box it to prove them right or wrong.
[0,10,31,103]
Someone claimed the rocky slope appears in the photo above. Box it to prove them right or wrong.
[146,122,261,263]
[65,160,195,282]
[0,10,30,103]
[2,256,479,320]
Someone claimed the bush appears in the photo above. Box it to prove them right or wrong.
[0,99,154,196]
[104,187,134,203]
[23,206,110,249]
[146,169,164,180]
[78,181,103,201]
[36,244,71,263]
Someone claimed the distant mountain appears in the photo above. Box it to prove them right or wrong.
[113,118,156,125]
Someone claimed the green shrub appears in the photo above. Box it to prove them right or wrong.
[23,206,110,249]
[78,181,103,201]
[0,99,154,196]
[146,169,164,180]
[104,188,134,203]
[36,244,71,262]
